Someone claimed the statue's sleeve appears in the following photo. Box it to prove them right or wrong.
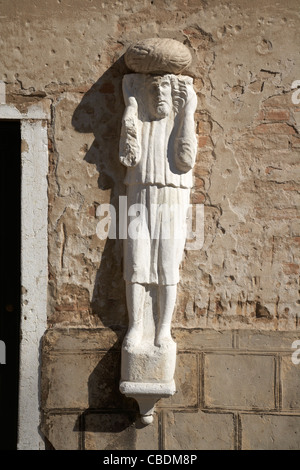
[119,75,141,168]
[174,86,197,173]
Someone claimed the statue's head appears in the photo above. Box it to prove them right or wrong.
[147,75,172,119]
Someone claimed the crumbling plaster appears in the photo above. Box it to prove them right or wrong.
[1,0,299,333]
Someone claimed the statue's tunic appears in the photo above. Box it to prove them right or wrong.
[124,118,193,189]
[121,74,197,285]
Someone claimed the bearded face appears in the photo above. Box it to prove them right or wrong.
[147,76,172,119]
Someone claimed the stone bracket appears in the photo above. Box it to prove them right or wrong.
[120,380,176,424]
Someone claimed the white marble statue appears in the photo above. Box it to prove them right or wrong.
[118,39,197,424]
[120,73,197,347]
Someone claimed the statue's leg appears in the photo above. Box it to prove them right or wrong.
[124,281,145,348]
[155,284,177,347]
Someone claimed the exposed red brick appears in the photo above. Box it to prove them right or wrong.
[255,208,299,219]
[262,95,291,108]
[194,168,210,178]
[248,80,263,94]
[198,135,209,147]
[193,175,205,188]
[87,204,96,217]
[292,237,300,245]
[69,84,91,93]
[197,121,211,135]
[55,304,76,312]
[283,263,299,275]
[257,110,265,120]
[253,123,295,135]
[239,134,290,150]
[281,183,300,191]
[191,191,205,204]
[263,109,290,121]
[291,135,300,148]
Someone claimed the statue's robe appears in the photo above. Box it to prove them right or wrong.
[120,73,197,285]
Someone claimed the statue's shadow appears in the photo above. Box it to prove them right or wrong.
[72,56,140,442]
[72,56,127,328]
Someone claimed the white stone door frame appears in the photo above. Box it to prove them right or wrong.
[0,83,49,450]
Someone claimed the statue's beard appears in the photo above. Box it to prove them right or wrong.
[151,101,171,119]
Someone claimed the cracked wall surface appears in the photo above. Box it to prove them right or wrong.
[1,0,300,450]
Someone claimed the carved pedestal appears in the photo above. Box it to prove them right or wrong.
[119,287,177,423]
[120,341,176,424]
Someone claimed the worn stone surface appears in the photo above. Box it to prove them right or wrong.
[41,413,80,450]
[160,353,198,408]
[204,353,276,409]
[238,330,300,351]
[42,350,137,411]
[42,327,125,353]
[164,410,235,450]
[172,328,233,350]
[281,356,300,410]
[83,412,159,450]
[241,414,300,450]
[41,329,300,449]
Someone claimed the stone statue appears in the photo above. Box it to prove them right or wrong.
[119,39,197,424]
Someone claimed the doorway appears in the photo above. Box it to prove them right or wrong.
[0,120,21,450]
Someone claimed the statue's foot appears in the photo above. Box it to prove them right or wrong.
[154,331,174,347]
[123,327,142,349]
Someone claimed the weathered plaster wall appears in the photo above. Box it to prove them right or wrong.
[1,0,299,449]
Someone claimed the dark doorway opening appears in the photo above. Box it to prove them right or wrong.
[0,120,21,450]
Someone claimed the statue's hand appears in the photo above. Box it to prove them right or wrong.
[174,137,196,172]
[119,115,140,167]
[120,139,140,167]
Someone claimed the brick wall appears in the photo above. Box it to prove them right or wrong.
[41,328,300,450]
